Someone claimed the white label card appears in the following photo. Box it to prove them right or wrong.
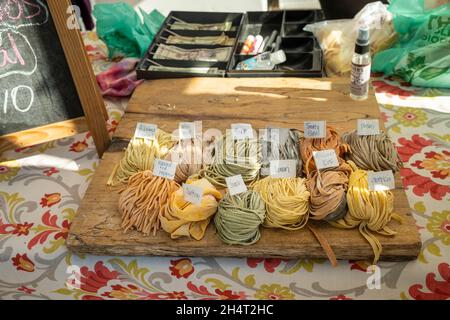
[179,122,196,140]
[183,183,204,206]
[261,128,279,143]
[153,159,177,180]
[304,121,326,138]
[231,123,254,140]
[225,175,248,196]
[357,119,380,136]
[368,170,395,191]
[134,122,157,140]
[313,150,339,170]
[270,160,297,178]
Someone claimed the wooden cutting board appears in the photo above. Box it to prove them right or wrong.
[67,77,421,261]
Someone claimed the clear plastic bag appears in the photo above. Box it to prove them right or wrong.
[304,1,397,76]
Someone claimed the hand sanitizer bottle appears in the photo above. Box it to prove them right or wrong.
[350,26,371,101]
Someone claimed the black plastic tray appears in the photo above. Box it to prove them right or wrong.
[137,11,243,79]
[136,10,324,79]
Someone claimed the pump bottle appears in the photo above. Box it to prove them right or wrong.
[350,27,371,101]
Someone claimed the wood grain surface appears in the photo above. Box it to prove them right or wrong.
[0,117,87,155]
[67,78,422,261]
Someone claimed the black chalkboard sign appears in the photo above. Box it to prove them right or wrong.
[0,0,84,135]
[0,0,110,156]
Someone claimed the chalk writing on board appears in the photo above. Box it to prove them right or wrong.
[2,85,35,114]
[0,1,43,118]
[0,0,49,30]
[0,0,85,136]
[0,30,37,79]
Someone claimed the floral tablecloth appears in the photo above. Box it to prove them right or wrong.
[0,33,449,300]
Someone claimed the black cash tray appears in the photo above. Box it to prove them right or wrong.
[136,10,324,79]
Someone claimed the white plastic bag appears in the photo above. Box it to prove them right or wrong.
[304,1,397,76]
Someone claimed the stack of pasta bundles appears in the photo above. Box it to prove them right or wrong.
[108,124,403,264]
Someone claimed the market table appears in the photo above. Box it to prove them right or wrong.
[0,32,448,300]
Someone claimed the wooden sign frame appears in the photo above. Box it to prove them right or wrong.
[0,0,110,157]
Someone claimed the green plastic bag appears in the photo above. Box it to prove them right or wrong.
[94,3,165,59]
[372,0,450,88]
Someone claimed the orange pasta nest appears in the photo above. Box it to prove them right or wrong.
[300,126,350,175]
[118,170,179,236]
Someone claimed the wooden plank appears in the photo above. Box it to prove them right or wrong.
[67,78,422,261]
[48,0,110,157]
[0,117,88,155]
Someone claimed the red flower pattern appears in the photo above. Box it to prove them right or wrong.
[396,134,433,162]
[187,282,247,300]
[43,168,59,176]
[150,291,188,300]
[12,254,35,272]
[0,220,33,237]
[408,263,450,300]
[12,222,33,236]
[169,258,195,279]
[78,262,120,294]
[108,120,119,134]
[372,80,416,99]
[395,135,450,200]
[14,146,32,153]
[27,211,71,250]
[349,260,370,272]
[330,295,352,300]
[82,295,104,300]
[247,258,284,273]
[401,168,450,201]
[412,151,450,180]
[17,286,36,294]
[380,111,389,123]
[39,193,61,208]
[69,141,89,153]
[100,284,188,300]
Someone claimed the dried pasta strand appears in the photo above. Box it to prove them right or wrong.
[118,170,179,236]
[342,130,402,172]
[214,190,266,245]
[200,132,261,187]
[306,160,353,221]
[300,126,350,176]
[166,138,203,184]
[308,225,338,267]
[330,161,402,264]
[251,177,310,230]
[260,128,303,177]
[160,178,222,240]
[108,130,175,186]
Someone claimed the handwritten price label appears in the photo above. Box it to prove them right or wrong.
[179,122,196,140]
[270,160,297,178]
[357,119,380,136]
[313,150,339,170]
[134,122,157,140]
[368,170,395,191]
[183,183,204,206]
[225,175,248,196]
[231,123,253,140]
[304,121,326,138]
[153,159,177,180]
